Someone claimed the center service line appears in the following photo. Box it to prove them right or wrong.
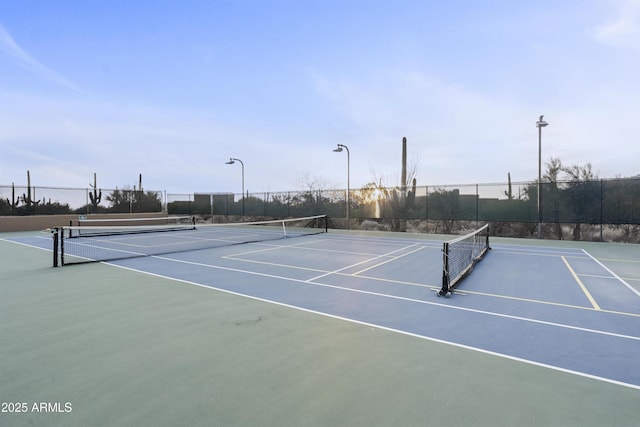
[562,256,601,311]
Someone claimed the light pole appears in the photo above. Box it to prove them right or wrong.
[536,115,548,239]
[225,157,244,218]
[333,144,350,220]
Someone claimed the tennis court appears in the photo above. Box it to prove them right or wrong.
[2,220,639,426]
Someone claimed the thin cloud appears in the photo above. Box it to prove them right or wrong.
[0,23,82,93]
[590,0,640,49]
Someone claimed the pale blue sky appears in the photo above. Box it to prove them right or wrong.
[1,0,639,195]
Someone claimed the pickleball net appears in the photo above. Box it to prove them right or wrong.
[52,215,328,266]
[69,215,196,237]
[438,223,490,296]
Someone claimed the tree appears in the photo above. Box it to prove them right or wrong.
[384,137,419,231]
[562,162,598,240]
[544,157,563,182]
[523,157,564,238]
[352,181,385,218]
[105,186,162,213]
[106,187,130,213]
[544,157,564,239]
[293,173,333,217]
[429,188,460,233]
[133,190,162,213]
[524,158,601,240]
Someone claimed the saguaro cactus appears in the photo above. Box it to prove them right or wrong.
[21,170,40,213]
[407,177,416,206]
[6,182,20,215]
[505,172,513,200]
[89,172,102,211]
[400,136,417,206]
[389,137,417,231]
[401,136,407,194]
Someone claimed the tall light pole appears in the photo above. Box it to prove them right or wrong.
[536,115,548,239]
[225,157,244,218]
[333,144,350,220]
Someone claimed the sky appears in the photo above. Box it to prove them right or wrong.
[1,0,639,196]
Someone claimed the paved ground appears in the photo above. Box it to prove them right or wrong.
[1,230,639,426]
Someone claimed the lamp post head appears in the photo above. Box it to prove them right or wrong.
[333,144,343,153]
[225,158,235,165]
[536,115,548,128]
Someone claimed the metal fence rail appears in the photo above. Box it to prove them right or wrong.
[0,185,164,216]
[3,177,639,242]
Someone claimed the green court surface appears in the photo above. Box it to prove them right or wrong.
[1,231,639,427]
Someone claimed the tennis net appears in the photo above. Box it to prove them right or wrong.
[438,223,490,297]
[52,215,328,266]
[70,215,196,237]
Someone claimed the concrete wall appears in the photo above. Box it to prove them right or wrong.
[0,213,168,232]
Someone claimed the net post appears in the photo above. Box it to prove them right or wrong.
[60,228,65,266]
[486,224,490,249]
[324,215,328,233]
[439,242,450,296]
[52,228,59,267]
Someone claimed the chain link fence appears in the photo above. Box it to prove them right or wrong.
[0,185,164,216]
[3,177,639,242]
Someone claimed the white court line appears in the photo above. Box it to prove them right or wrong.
[219,238,436,288]
[491,243,586,254]
[226,253,437,290]
[320,233,443,248]
[306,243,423,282]
[578,273,620,280]
[582,249,640,298]
[224,238,402,259]
[352,245,426,275]
[562,256,601,311]
[222,256,328,275]
[143,254,640,342]
[223,238,316,258]
[492,247,589,259]
[106,259,640,391]
[0,236,52,252]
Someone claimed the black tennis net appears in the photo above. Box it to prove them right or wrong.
[69,215,196,237]
[52,215,328,266]
[438,224,490,297]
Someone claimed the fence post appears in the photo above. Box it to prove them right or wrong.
[476,184,479,226]
[600,179,604,241]
[425,185,429,221]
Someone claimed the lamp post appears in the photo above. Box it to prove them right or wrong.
[536,115,548,239]
[225,157,245,218]
[333,144,350,220]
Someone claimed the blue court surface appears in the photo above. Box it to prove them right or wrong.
[9,228,640,390]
